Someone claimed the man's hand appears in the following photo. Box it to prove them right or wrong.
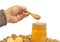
[4,5,29,23]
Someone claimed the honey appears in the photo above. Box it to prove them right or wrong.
[31,22,47,42]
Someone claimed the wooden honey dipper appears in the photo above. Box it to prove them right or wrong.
[26,11,41,20]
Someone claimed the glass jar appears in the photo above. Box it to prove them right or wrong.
[31,22,47,42]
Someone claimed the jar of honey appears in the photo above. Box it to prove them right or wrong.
[31,22,47,42]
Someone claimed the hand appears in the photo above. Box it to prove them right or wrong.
[4,5,29,23]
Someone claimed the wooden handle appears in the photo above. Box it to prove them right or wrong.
[26,11,32,15]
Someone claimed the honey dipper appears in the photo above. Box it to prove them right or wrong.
[26,11,41,20]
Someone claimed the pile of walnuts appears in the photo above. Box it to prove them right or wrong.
[0,34,60,42]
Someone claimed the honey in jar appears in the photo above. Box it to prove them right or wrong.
[31,22,47,42]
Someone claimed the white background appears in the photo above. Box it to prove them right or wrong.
[0,0,60,40]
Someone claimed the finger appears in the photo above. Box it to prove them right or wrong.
[16,13,28,22]
[22,13,29,18]
[16,14,24,21]
[10,13,29,23]
[9,15,23,23]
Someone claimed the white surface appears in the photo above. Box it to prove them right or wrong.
[0,0,60,40]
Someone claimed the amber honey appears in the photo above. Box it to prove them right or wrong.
[31,22,47,42]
